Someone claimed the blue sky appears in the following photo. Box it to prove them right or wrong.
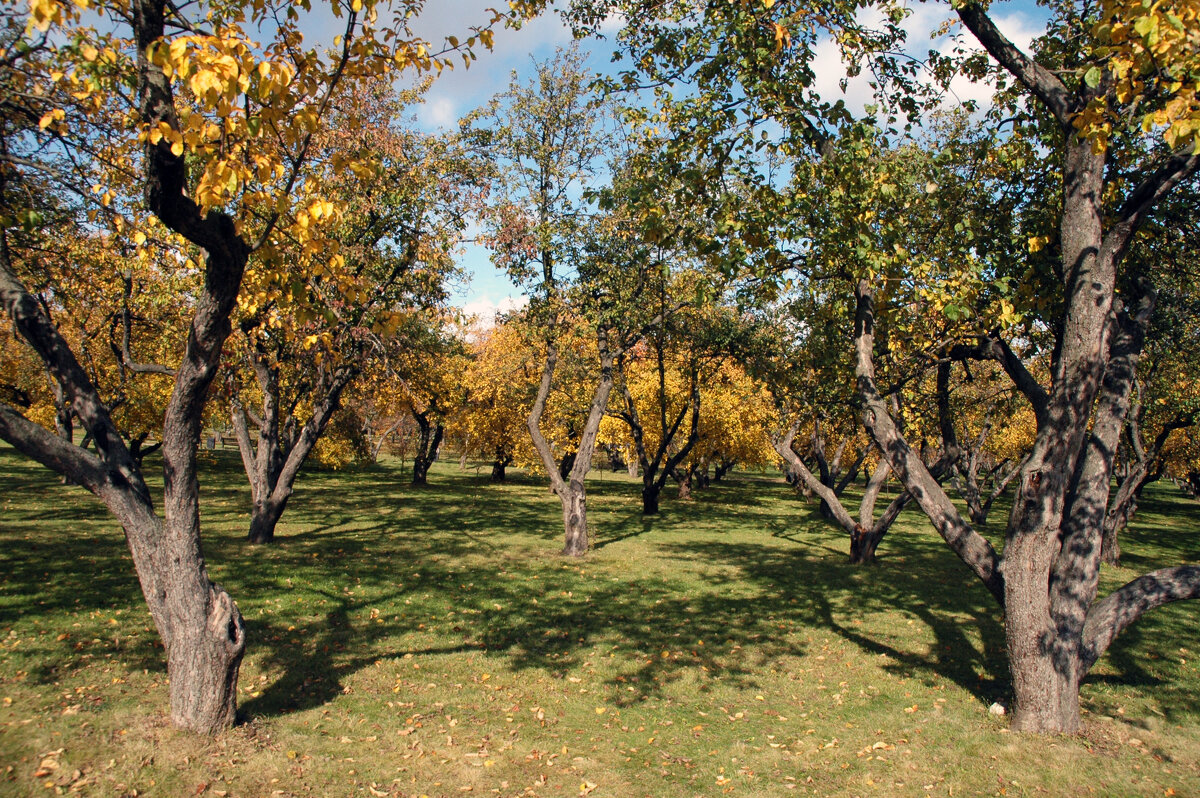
[309,1,1050,322]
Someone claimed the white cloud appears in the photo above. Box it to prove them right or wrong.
[461,293,528,328]
[420,96,458,129]
[805,3,1047,119]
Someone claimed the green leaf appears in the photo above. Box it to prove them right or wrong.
[1083,66,1102,88]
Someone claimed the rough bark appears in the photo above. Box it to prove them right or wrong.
[231,345,357,544]
[527,328,617,556]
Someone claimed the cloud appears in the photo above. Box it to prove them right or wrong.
[420,96,458,129]
[805,3,1047,118]
[406,2,578,131]
[460,293,528,328]
[942,12,1045,110]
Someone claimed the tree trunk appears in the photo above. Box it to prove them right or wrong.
[162,576,246,734]
[642,483,661,515]
[491,457,509,482]
[676,467,693,500]
[617,350,702,518]
[247,498,287,545]
[411,414,444,486]
[527,327,617,557]
[231,359,355,544]
[559,480,589,556]
[558,449,577,481]
[773,419,924,566]
[849,525,884,565]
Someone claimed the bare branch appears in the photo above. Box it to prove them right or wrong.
[1081,565,1200,675]
[956,2,1075,125]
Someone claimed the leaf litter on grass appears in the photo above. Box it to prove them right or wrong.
[1,448,1199,796]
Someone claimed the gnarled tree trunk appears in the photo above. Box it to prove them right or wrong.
[527,328,616,557]
[231,346,357,544]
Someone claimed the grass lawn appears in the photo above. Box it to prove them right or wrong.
[2,443,1200,797]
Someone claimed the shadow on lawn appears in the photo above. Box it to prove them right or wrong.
[5,442,1199,723]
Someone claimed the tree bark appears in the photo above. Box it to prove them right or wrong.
[410,410,444,486]
[231,349,357,544]
[527,327,617,556]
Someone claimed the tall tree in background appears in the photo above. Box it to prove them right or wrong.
[478,48,624,555]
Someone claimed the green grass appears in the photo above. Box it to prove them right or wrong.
[2,444,1200,797]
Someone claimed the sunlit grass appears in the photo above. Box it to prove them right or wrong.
[2,444,1199,796]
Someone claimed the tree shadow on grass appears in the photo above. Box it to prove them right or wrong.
[657,537,1011,706]
[7,443,1200,727]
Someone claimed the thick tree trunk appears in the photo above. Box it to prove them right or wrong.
[491,457,509,482]
[642,483,661,515]
[247,498,287,545]
[676,467,693,500]
[560,481,589,556]
[848,525,883,565]
[164,580,246,734]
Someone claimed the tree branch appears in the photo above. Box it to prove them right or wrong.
[1081,565,1200,675]
[855,280,1005,603]
[955,2,1075,125]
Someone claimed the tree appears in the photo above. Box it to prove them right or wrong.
[1100,267,1200,562]
[228,82,467,539]
[453,316,540,482]
[671,357,776,494]
[478,48,656,555]
[850,0,1200,733]
[395,320,470,486]
[575,0,1200,733]
[0,0,527,732]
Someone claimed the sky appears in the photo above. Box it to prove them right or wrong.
[310,1,1050,324]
